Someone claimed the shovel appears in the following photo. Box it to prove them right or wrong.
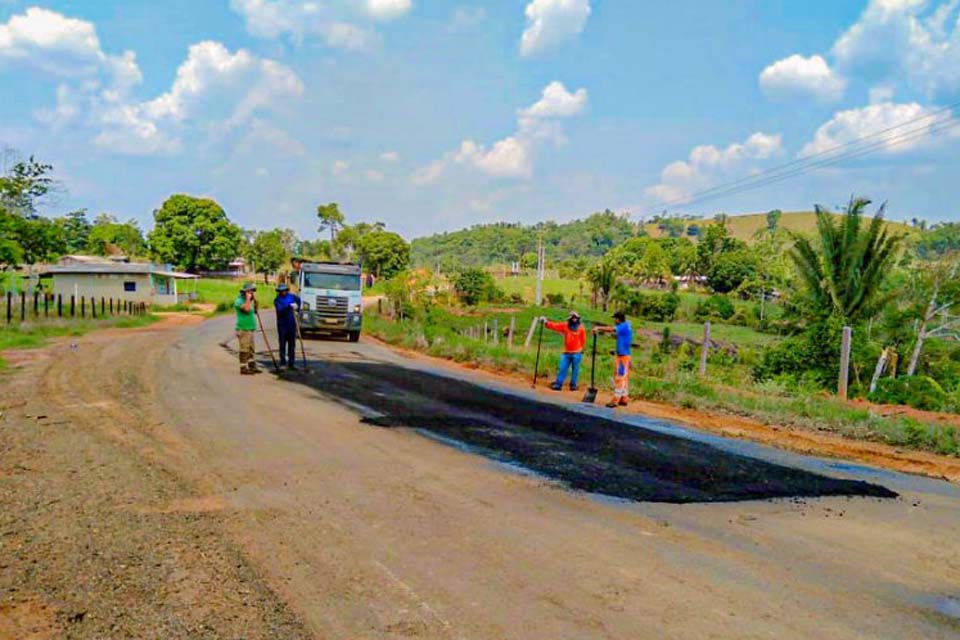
[293,307,309,372]
[255,307,282,374]
[582,332,599,403]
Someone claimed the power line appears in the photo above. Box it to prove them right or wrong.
[640,99,960,216]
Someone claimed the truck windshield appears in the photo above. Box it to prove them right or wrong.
[302,272,360,291]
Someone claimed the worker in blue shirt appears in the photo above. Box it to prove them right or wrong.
[273,283,301,370]
[593,310,633,408]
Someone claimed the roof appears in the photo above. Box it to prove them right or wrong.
[40,263,199,279]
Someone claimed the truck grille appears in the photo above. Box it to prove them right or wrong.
[315,295,348,319]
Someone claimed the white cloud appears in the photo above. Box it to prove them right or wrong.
[520,81,588,118]
[415,81,588,183]
[868,84,896,104]
[379,150,400,162]
[0,7,141,98]
[832,0,960,96]
[758,54,847,102]
[363,0,412,21]
[800,101,958,157]
[229,0,397,49]
[520,0,591,57]
[331,159,350,175]
[95,41,303,155]
[645,132,783,204]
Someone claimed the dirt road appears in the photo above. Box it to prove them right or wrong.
[3,314,960,638]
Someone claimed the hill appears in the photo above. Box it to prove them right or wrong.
[643,211,913,242]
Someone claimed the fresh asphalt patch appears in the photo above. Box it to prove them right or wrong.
[287,358,897,504]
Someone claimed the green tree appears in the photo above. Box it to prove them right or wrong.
[87,214,146,256]
[766,209,782,232]
[633,242,671,285]
[15,215,65,265]
[57,209,92,254]
[317,202,345,244]
[790,198,902,323]
[0,154,55,214]
[587,259,617,311]
[453,268,498,306]
[246,229,287,283]
[356,231,410,278]
[707,249,758,293]
[148,194,242,273]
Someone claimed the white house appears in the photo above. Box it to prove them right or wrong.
[40,263,198,306]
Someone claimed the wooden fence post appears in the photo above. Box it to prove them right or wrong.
[5,292,10,324]
[484,321,488,342]
[101,297,105,316]
[699,321,711,377]
[57,294,62,318]
[81,296,85,318]
[508,316,516,348]
[44,294,49,318]
[70,295,75,317]
[524,317,539,348]
[493,318,499,345]
[33,292,39,317]
[20,291,25,321]
[838,325,852,400]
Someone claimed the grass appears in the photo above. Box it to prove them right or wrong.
[0,314,159,369]
[367,302,959,457]
[496,276,587,304]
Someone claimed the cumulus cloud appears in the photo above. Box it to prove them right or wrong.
[0,7,141,100]
[229,0,408,49]
[800,101,959,157]
[414,81,587,183]
[645,132,783,204]
[833,0,960,96]
[93,41,303,155]
[758,54,847,102]
[520,0,591,57]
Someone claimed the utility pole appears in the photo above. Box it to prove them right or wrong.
[534,235,544,307]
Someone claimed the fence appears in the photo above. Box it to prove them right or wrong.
[2,291,148,325]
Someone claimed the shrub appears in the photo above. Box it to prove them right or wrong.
[694,294,735,321]
[453,268,499,306]
[508,293,525,304]
[545,292,566,306]
[618,290,679,321]
[868,375,949,412]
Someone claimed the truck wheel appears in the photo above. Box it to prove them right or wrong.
[348,331,360,342]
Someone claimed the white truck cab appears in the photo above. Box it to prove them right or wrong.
[298,262,363,342]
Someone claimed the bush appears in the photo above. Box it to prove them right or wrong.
[453,268,499,306]
[868,375,949,412]
[694,294,735,321]
[545,292,566,306]
[618,290,679,321]
[508,293,525,304]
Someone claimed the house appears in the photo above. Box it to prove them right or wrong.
[40,263,199,306]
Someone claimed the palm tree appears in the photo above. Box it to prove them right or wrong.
[790,197,902,323]
[316,202,345,243]
[587,259,617,311]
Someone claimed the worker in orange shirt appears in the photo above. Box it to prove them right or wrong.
[540,310,587,391]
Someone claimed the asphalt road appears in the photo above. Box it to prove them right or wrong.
[6,312,959,639]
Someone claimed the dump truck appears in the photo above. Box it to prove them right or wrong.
[298,261,363,342]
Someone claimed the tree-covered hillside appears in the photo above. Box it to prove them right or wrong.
[411,210,638,269]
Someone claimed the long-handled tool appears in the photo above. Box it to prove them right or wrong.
[531,319,545,388]
[254,306,281,374]
[582,332,599,403]
[293,306,309,372]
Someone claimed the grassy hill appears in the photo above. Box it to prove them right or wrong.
[643,211,914,242]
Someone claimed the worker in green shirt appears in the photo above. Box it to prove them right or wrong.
[235,283,260,375]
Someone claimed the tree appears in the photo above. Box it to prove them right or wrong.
[14,215,65,265]
[790,198,902,323]
[0,153,55,214]
[57,209,92,254]
[356,231,410,278]
[904,254,960,376]
[317,202,345,244]
[246,230,287,283]
[766,209,782,232]
[453,268,499,306]
[87,214,146,256]
[148,194,243,273]
[587,259,617,311]
[633,242,671,286]
[707,249,757,294]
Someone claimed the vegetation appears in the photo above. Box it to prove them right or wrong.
[148,194,244,273]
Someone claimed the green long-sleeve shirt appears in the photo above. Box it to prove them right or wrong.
[234,295,257,331]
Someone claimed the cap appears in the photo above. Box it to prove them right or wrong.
[241,282,257,292]
[276,283,289,292]
[568,310,581,320]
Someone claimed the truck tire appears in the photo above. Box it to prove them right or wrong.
[348,331,360,343]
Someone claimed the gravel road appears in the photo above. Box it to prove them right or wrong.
[2,313,959,639]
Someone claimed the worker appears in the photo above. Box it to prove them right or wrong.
[235,283,260,375]
[274,282,301,370]
[593,310,633,408]
[287,256,304,295]
[540,311,587,391]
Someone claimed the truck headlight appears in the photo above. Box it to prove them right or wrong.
[353,304,361,313]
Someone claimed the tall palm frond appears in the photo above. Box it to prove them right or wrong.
[789,197,902,323]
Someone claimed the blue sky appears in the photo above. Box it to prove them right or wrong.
[2,0,958,238]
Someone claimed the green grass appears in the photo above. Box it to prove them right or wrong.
[495,276,587,304]
[0,315,159,369]
[367,302,959,457]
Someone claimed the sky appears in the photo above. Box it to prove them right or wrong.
[1,0,959,239]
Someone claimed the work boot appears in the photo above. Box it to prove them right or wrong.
[605,400,619,408]
[241,368,256,375]
[569,385,579,391]
[619,397,629,407]
[549,382,562,391]
[247,362,260,372]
